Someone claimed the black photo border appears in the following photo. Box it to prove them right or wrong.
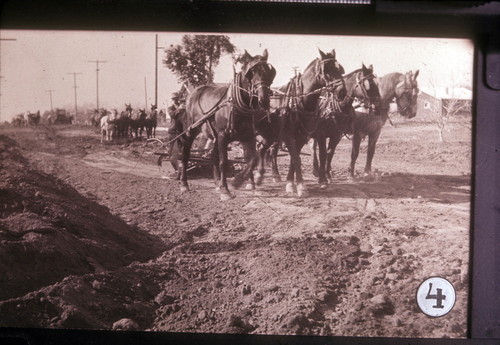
[1,0,499,344]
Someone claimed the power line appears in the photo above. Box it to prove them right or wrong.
[87,60,107,109]
[46,90,55,112]
[67,72,82,115]
[155,34,165,108]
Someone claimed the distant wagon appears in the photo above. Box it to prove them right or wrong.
[51,108,74,125]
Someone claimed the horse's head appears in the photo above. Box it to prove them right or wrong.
[315,49,347,103]
[239,49,276,110]
[354,64,381,115]
[395,70,419,118]
[125,103,132,113]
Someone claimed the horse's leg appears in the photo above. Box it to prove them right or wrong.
[316,134,328,188]
[349,133,362,177]
[217,134,233,201]
[210,139,221,191]
[179,137,194,193]
[365,128,382,175]
[255,138,271,186]
[269,141,281,182]
[283,135,297,194]
[234,139,258,191]
[326,131,342,182]
[294,136,308,197]
[312,138,319,178]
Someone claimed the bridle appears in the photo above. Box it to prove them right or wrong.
[353,71,380,114]
[395,74,418,115]
[316,57,345,87]
[243,61,276,109]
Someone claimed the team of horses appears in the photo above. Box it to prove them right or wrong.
[169,48,419,200]
[94,104,160,143]
[11,111,41,127]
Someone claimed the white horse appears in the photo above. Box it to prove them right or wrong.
[100,109,117,143]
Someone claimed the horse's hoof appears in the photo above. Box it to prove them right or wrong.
[245,183,255,191]
[285,182,295,194]
[254,172,264,186]
[220,193,234,201]
[297,184,308,198]
[180,186,189,193]
[320,183,328,190]
[215,186,221,192]
[273,176,282,183]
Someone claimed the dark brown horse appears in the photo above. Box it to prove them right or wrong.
[178,49,276,200]
[312,63,381,186]
[129,107,147,139]
[272,49,347,197]
[114,103,132,139]
[145,104,158,139]
[347,70,419,176]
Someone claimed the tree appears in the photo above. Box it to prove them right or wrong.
[163,35,236,88]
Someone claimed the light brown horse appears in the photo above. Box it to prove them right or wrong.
[177,50,276,200]
[347,70,419,176]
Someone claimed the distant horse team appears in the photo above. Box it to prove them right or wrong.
[167,48,419,200]
[92,104,161,143]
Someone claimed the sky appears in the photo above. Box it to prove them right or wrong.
[0,30,473,122]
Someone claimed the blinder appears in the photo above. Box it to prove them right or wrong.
[244,61,276,99]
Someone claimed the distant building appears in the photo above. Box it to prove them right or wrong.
[418,86,472,120]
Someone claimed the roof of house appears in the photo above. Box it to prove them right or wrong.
[419,86,472,100]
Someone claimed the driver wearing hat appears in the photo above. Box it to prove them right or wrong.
[166,91,187,179]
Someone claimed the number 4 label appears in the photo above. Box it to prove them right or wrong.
[417,277,456,317]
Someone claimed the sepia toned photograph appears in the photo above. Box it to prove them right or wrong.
[0,30,473,338]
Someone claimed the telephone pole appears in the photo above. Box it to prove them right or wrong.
[46,90,55,112]
[0,38,17,121]
[155,34,165,109]
[67,72,82,115]
[144,77,148,108]
[87,60,106,109]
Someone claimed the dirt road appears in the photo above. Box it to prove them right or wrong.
[0,118,471,337]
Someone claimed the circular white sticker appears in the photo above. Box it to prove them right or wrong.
[416,277,456,317]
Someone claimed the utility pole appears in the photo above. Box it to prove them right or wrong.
[46,90,55,112]
[0,38,17,121]
[87,60,106,109]
[67,72,82,115]
[144,77,148,109]
[155,34,165,109]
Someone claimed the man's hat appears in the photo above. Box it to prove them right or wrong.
[171,92,180,99]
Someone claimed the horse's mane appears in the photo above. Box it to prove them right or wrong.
[343,68,364,79]
[304,58,319,73]
[378,72,403,102]
[379,72,403,88]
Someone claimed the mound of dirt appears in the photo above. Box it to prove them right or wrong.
[0,135,166,302]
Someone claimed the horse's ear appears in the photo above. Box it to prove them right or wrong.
[269,65,277,83]
[338,63,345,75]
[243,50,252,61]
[369,64,374,71]
[329,49,336,59]
[414,69,420,79]
[262,49,268,61]
[318,48,326,59]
